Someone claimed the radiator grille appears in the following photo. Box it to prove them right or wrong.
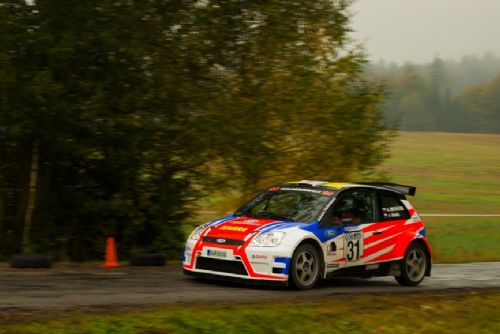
[196,257,248,276]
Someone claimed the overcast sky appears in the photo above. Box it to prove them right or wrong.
[350,0,500,64]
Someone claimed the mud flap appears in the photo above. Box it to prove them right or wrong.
[389,261,402,276]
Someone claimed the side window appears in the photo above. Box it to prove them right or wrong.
[331,190,374,225]
[379,194,410,221]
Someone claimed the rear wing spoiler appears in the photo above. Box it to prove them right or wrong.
[357,182,416,196]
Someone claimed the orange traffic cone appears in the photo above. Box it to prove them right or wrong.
[101,236,120,268]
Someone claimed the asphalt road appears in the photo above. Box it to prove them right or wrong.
[0,262,499,309]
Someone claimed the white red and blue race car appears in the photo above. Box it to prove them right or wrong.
[183,181,432,289]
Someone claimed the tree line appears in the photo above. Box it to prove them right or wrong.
[0,0,388,260]
[369,55,500,133]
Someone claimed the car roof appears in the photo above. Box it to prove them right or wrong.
[282,180,416,196]
[285,180,369,190]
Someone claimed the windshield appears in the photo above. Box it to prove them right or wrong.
[235,187,335,223]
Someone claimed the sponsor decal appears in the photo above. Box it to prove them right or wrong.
[207,249,227,258]
[345,231,362,241]
[268,186,280,191]
[321,190,335,196]
[327,263,340,269]
[383,206,404,218]
[383,206,405,212]
[365,263,379,270]
[384,212,401,218]
[239,219,261,225]
[219,226,248,232]
[279,187,323,194]
[318,196,337,222]
[344,231,363,261]
[251,254,268,260]
[216,238,226,244]
[327,242,337,254]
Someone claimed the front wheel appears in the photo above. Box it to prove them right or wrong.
[395,243,428,286]
[289,243,321,290]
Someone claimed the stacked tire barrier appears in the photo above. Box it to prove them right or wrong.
[10,254,52,268]
[129,254,166,266]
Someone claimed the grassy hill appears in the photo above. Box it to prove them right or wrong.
[380,132,500,214]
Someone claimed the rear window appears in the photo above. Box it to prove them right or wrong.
[380,194,410,221]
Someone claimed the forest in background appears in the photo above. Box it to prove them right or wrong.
[0,0,388,261]
[369,54,500,133]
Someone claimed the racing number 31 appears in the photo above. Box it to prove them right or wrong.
[345,231,363,261]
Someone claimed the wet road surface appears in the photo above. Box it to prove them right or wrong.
[0,262,499,309]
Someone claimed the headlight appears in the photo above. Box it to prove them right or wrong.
[189,223,209,241]
[250,231,286,247]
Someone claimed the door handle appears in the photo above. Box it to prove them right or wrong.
[373,230,383,235]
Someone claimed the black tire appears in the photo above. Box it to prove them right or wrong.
[395,243,428,286]
[129,253,166,266]
[10,254,52,269]
[289,243,322,290]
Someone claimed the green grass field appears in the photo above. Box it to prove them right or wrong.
[2,291,499,333]
[424,217,500,262]
[379,132,500,214]
[381,132,500,263]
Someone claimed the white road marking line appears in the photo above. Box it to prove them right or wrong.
[421,214,500,217]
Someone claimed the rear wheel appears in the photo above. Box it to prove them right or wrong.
[289,243,321,290]
[395,243,428,286]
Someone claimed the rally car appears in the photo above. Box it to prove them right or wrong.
[183,181,432,290]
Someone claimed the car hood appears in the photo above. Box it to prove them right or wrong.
[204,216,302,240]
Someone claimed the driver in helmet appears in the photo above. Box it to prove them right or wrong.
[332,197,363,225]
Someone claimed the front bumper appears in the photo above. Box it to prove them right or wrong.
[183,239,292,282]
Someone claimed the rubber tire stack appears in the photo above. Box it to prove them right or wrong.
[10,254,52,269]
[129,253,166,266]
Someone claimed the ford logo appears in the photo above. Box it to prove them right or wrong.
[216,238,226,244]
[325,230,336,237]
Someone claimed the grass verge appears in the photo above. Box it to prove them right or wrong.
[1,290,499,334]
[425,216,500,263]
